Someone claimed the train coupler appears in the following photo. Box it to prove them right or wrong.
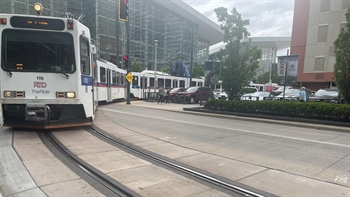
[25,103,50,122]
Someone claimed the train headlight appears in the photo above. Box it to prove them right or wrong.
[33,3,43,15]
[4,91,15,97]
[65,92,76,98]
[4,91,25,98]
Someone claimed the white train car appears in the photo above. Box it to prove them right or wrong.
[94,59,126,103]
[0,4,96,129]
[130,70,204,99]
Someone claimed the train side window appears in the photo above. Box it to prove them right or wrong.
[80,37,90,75]
[117,72,120,84]
[100,67,106,83]
[191,81,197,86]
[132,76,138,86]
[158,78,164,87]
[173,80,178,88]
[180,80,185,87]
[140,77,146,88]
[150,77,155,87]
[112,71,117,84]
[165,79,171,88]
[122,73,125,85]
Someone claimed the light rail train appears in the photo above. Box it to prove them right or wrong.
[0,4,96,129]
[0,3,205,129]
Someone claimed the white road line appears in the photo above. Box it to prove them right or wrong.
[101,108,350,148]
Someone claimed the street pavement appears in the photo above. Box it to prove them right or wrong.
[1,100,349,196]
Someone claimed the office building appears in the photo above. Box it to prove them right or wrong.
[291,0,350,90]
[0,0,223,71]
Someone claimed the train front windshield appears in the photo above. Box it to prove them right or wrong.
[1,29,75,73]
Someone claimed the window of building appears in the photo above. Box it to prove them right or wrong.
[317,25,328,43]
[314,57,325,71]
[320,0,330,13]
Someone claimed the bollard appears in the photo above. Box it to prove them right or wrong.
[200,95,202,106]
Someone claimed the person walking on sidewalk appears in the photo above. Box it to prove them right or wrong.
[158,86,165,104]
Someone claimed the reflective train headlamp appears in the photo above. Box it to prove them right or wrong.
[33,2,43,15]
[56,91,76,98]
[4,91,25,98]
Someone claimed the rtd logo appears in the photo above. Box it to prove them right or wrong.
[34,82,47,88]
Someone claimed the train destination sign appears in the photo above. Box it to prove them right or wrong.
[10,16,65,30]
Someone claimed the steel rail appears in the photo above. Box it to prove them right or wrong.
[38,131,140,197]
[86,125,276,197]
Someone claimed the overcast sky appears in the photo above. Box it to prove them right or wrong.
[182,0,295,37]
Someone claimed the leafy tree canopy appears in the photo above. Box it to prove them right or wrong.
[334,8,350,104]
[131,60,143,72]
[192,63,204,78]
[214,7,261,100]
[161,66,170,74]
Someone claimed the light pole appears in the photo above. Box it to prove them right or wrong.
[154,40,158,102]
[269,50,274,85]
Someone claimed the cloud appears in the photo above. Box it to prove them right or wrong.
[183,0,294,37]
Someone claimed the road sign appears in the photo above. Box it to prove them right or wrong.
[125,72,133,82]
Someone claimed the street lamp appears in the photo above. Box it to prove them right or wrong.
[269,50,274,85]
[154,40,158,102]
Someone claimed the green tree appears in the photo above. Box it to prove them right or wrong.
[131,60,143,72]
[256,63,279,84]
[334,9,350,104]
[214,7,261,100]
[161,66,170,74]
[191,63,204,78]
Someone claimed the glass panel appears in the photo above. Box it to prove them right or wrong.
[1,29,75,73]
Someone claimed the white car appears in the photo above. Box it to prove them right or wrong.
[213,89,228,100]
[241,91,274,101]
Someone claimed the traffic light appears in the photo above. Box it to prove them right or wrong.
[119,0,128,21]
[123,55,129,68]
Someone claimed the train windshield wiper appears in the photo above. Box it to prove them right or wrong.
[3,63,12,77]
[59,71,69,79]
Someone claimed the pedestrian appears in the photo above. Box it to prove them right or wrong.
[299,87,307,102]
[158,86,165,104]
[164,88,170,103]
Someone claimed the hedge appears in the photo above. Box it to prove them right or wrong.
[204,100,350,122]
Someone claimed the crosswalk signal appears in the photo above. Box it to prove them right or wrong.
[119,0,128,21]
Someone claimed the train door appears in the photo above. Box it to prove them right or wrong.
[107,69,112,102]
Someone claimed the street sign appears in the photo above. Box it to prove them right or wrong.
[125,72,133,82]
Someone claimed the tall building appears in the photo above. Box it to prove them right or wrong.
[0,0,223,71]
[291,0,350,90]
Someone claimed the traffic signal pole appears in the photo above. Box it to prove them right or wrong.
[126,19,131,104]
[119,0,131,104]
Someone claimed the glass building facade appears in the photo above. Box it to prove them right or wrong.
[0,0,212,71]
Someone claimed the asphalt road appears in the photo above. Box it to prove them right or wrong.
[99,103,350,196]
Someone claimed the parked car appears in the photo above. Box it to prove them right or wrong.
[308,88,338,102]
[241,91,274,101]
[168,87,187,102]
[213,89,228,100]
[272,86,292,96]
[274,89,301,101]
[176,86,212,103]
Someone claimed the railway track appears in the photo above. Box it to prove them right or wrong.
[38,131,141,197]
[38,126,276,197]
[85,125,276,197]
